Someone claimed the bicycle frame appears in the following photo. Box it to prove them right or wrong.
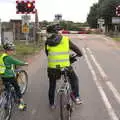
[0,84,16,120]
[4,84,17,106]
[60,69,70,92]
[56,67,73,120]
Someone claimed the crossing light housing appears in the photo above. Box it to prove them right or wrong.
[16,0,35,14]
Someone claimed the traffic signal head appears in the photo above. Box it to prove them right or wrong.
[16,0,35,14]
[27,2,32,8]
[116,5,120,16]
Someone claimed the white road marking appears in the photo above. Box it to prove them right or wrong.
[103,37,109,42]
[31,109,37,115]
[86,48,107,79]
[77,35,87,39]
[86,48,120,105]
[102,37,117,47]
[82,48,119,120]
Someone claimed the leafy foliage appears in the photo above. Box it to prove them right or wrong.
[87,0,120,29]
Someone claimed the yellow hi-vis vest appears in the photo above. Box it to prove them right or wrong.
[47,36,70,68]
[0,53,8,74]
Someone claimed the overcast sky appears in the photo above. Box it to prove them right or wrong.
[0,0,98,22]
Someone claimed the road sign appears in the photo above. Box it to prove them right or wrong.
[21,15,30,33]
[97,19,105,24]
[22,15,30,23]
[22,23,29,33]
[112,17,120,24]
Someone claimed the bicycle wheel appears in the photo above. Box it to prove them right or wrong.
[16,70,28,95]
[0,92,12,120]
[60,92,71,120]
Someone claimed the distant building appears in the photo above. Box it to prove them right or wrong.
[1,19,35,42]
[54,14,62,23]
[10,19,22,40]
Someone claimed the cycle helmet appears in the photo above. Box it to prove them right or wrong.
[3,43,15,50]
[46,23,62,33]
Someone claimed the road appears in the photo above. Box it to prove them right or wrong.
[12,34,120,120]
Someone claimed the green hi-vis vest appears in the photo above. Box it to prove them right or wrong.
[0,53,8,74]
[47,36,70,68]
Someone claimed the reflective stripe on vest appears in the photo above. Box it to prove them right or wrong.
[0,53,8,74]
[47,36,70,68]
[48,59,69,62]
[48,52,69,56]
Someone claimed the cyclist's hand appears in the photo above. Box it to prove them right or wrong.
[70,54,77,64]
[24,62,29,65]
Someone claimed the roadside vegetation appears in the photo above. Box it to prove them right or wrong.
[112,37,120,41]
[87,0,120,29]
[14,41,43,60]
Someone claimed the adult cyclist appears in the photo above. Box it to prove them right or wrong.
[45,23,83,109]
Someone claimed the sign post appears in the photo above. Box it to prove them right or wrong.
[0,19,1,45]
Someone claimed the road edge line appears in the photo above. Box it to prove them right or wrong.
[82,48,119,120]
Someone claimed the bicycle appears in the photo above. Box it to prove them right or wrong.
[0,67,28,120]
[56,54,78,120]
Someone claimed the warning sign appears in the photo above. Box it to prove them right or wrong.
[22,23,29,33]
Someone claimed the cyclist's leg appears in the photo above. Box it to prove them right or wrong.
[9,77,22,100]
[10,77,26,110]
[48,78,56,106]
[48,68,61,106]
[67,66,80,98]
[2,77,11,94]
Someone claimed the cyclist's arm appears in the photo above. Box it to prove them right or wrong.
[45,42,48,56]
[5,56,26,65]
[69,40,83,57]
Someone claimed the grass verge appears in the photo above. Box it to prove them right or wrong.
[112,37,120,41]
[14,41,43,60]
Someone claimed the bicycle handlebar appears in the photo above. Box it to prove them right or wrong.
[70,54,79,64]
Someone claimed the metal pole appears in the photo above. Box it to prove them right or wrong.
[0,19,1,45]
[25,33,28,45]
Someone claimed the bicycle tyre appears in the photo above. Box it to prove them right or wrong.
[60,93,71,120]
[16,70,28,95]
[0,92,12,120]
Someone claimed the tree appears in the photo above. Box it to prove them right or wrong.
[99,0,120,31]
[87,3,99,28]
[60,21,88,31]
[87,0,120,30]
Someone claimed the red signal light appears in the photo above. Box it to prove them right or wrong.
[116,5,120,16]
[27,2,32,8]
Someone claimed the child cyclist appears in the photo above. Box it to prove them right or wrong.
[0,43,28,110]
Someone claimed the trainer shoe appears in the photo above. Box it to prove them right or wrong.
[50,104,56,110]
[18,102,26,111]
[75,97,82,105]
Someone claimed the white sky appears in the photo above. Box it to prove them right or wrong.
[0,0,98,22]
